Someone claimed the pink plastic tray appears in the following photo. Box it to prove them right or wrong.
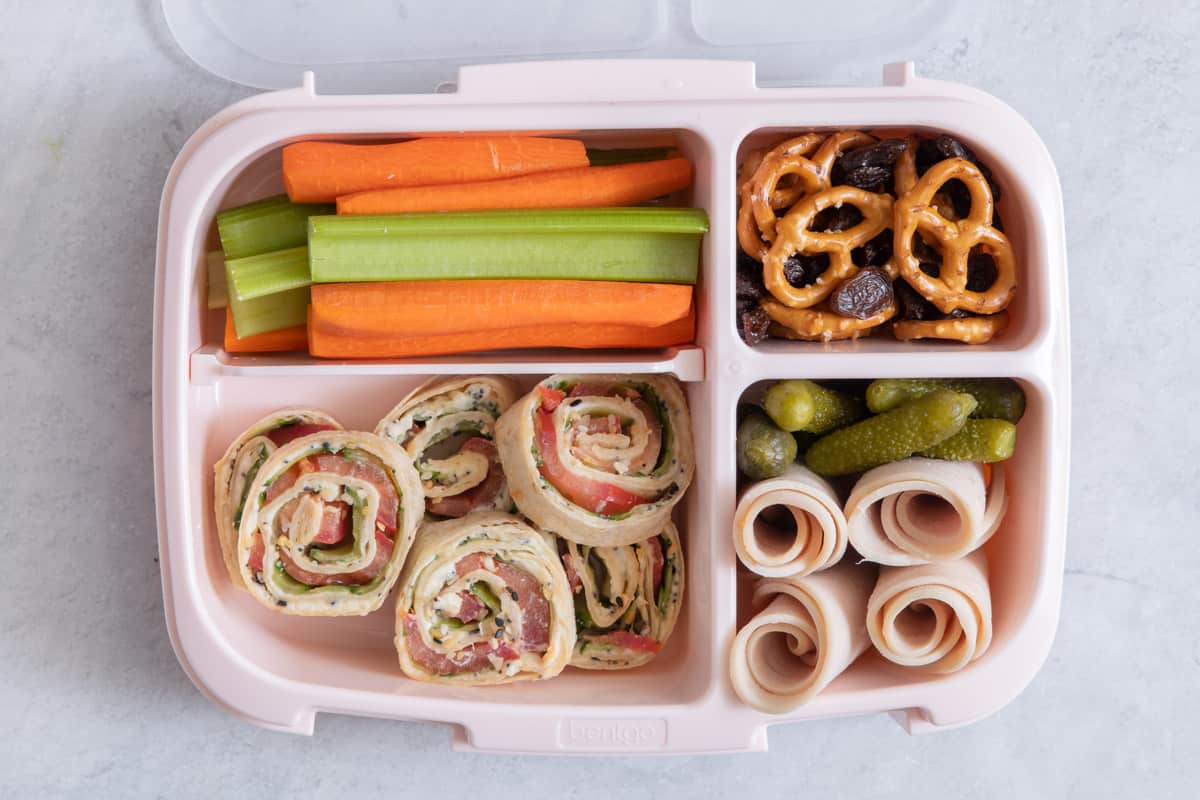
[152,60,1070,753]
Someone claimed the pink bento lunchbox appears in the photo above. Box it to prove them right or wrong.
[152,0,1069,753]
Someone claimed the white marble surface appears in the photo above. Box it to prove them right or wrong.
[2,1,1197,796]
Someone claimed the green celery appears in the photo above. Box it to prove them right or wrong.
[216,195,334,261]
[206,250,228,309]
[585,147,676,166]
[227,285,309,338]
[225,246,311,301]
[307,208,709,285]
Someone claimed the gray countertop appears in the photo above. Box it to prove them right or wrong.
[3,1,1197,797]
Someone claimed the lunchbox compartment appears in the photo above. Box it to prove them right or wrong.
[187,372,715,708]
[733,126,1047,355]
[730,376,1054,720]
[195,126,713,367]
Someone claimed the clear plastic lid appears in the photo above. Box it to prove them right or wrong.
[162,0,963,93]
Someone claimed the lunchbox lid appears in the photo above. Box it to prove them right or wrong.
[161,0,964,93]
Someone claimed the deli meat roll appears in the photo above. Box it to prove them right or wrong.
[235,430,424,615]
[734,464,847,577]
[561,523,685,670]
[395,512,576,685]
[844,458,1008,566]
[375,376,519,518]
[867,550,993,674]
[495,374,695,547]
[729,561,876,714]
[213,409,341,588]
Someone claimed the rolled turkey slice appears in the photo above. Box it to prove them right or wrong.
[394,512,576,685]
[867,549,993,674]
[729,560,876,713]
[734,464,847,577]
[845,458,1008,566]
[213,408,341,589]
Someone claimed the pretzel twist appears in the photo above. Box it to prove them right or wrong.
[892,312,1009,344]
[737,131,877,260]
[762,298,896,342]
[763,185,895,309]
[894,134,920,196]
[894,158,1017,314]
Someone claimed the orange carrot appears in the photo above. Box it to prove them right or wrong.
[223,309,307,353]
[309,308,695,359]
[336,158,692,215]
[283,137,589,202]
[309,280,693,336]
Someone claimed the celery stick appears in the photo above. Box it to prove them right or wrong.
[228,285,309,338]
[308,208,709,285]
[225,246,311,301]
[206,250,228,309]
[585,147,676,166]
[217,195,334,261]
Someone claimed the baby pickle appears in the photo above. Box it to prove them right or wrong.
[805,390,977,476]
[866,378,1026,423]
[919,419,1016,462]
[762,380,866,434]
[737,410,798,480]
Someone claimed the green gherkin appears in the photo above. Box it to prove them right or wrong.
[737,410,798,480]
[866,378,1026,423]
[805,390,976,476]
[762,380,867,434]
[919,419,1016,462]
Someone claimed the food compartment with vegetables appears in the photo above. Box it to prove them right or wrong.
[201,129,708,362]
[156,59,1068,751]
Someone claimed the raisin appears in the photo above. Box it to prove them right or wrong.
[736,251,766,301]
[783,253,829,287]
[894,280,941,321]
[811,204,863,233]
[832,139,908,193]
[828,267,894,320]
[915,137,945,175]
[942,179,972,218]
[853,229,893,267]
[912,233,941,264]
[966,248,998,292]
[914,134,1002,202]
[740,305,771,345]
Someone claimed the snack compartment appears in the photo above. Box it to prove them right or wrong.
[729,113,1061,357]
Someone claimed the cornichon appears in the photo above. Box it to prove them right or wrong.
[866,378,1026,423]
[919,418,1016,462]
[805,390,977,476]
[737,410,797,480]
[762,380,866,434]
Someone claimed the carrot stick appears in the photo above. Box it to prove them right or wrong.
[310,280,693,335]
[308,308,695,359]
[336,158,692,215]
[223,308,307,353]
[283,137,589,202]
